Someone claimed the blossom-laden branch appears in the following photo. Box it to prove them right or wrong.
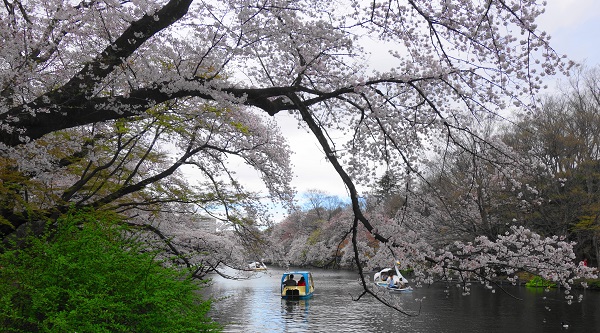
[1,0,569,147]
[424,226,599,287]
[0,100,293,240]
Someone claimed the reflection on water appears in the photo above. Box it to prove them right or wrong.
[281,299,310,332]
[203,268,600,333]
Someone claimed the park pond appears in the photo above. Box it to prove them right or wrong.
[203,267,600,332]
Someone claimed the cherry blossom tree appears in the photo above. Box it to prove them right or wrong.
[0,98,291,245]
[266,192,350,268]
[1,0,597,313]
[130,209,254,279]
[503,66,600,266]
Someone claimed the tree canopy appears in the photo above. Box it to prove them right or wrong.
[1,0,598,314]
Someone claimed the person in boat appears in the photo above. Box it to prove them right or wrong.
[297,276,306,286]
[387,272,399,288]
[380,272,389,282]
[387,272,401,289]
[284,274,297,286]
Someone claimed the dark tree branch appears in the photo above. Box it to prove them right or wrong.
[0,0,194,146]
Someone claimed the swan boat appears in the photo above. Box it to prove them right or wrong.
[373,265,412,292]
[248,261,268,271]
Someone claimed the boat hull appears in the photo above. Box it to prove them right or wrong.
[374,282,413,292]
[281,290,314,300]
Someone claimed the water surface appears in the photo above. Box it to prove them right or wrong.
[204,268,599,332]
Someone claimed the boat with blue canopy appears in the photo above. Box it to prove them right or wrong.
[281,271,315,299]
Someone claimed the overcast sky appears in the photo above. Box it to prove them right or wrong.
[539,0,600,66]
[226,0,600,220]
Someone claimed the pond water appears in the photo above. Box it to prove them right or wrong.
[203,267,600,333]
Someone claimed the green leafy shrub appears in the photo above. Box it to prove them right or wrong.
[585,279,600,290]
[0,210,220,333]
[525,275,556,288]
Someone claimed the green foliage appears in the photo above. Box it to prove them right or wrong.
[586,279,600,290]
[0,210,221,333]
[525,275,557,289]
[307,229,322,245]
[0,158,33,227]
[399,268,414,276]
